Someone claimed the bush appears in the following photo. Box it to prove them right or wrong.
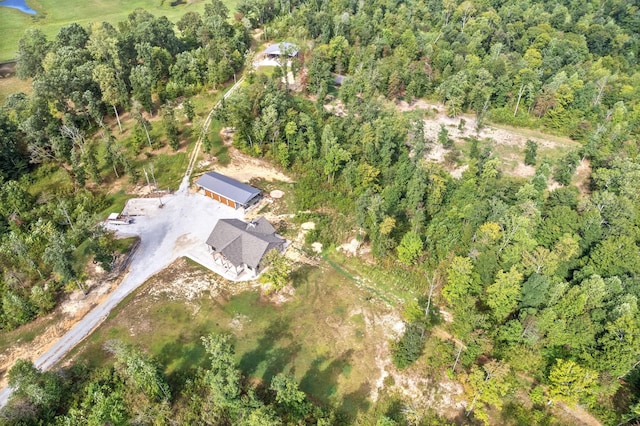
[524,140,538,166]
[397,231,423,265]
[553,151,580,185]
[391,322,426,369]
[488,107,537,128]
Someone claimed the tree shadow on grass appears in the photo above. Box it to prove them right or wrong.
[239,318,300,386]
[289,264,317,289]
[299,350,354,407]
[158,335,208,395]
[338,381,371,421]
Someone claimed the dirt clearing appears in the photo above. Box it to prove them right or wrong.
[397,99,581,178]
[200,128,293,183]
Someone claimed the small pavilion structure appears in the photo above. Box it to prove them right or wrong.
[263,42,298,59]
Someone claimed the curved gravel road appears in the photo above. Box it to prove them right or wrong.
[0,73,250,407]
[0,177,244,406]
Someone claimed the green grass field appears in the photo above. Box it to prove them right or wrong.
[67,256,404,420]
[0,0,238,62]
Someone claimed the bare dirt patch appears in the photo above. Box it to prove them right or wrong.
[337,238,362,257]
[573,158,592,195]
[410,101,579,178]
[554,402,602,426]
[146,260,227,302]
[397,99,575,150]
[324,98,348,117]
[0,257,130,386]
[205,129,293,183]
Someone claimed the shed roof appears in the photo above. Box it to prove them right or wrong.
[334,74,346,85]
[196,171,261,205]
[206,217,284,269]
[264,42,298,57]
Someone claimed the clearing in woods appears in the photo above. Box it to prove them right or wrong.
[395,99,581,178]
[65,257,451,420]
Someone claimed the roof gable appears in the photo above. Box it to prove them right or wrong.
[264,42,298,56]
[206,217,284,269]
[196,172,261,205]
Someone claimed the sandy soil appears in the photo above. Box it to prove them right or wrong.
[397,99,574,151]
[208,129,293,183]
[363,304,467,419]
[0,257,132,388]
[399,100,583,180]
[337,238,362,256]
[555,401,602,426]
[324,97,580,180]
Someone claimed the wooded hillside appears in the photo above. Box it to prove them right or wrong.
[1,0,639,423]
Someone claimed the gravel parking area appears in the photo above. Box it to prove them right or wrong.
[106,187,247,281]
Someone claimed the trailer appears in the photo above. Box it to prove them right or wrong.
[107,212,132,225]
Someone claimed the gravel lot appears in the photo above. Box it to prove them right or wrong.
[0,178,244,406]
[0,56,286,408]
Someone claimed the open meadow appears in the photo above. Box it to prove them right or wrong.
[0,0,237,61]
[66,257,411,421]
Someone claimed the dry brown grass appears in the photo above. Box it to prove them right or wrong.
[0,75,31,104]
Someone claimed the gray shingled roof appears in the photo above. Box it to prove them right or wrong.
[264,42,298,57]
[206,217,284,269]
[196,172,261,205]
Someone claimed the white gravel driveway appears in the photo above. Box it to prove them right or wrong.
[0,55,263,408]
[0,178,244,406]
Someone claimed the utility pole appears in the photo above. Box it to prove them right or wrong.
[148,164,158,189]
[452,344,463,372]
[143,167,151,187]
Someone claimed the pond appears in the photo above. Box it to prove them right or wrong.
[0,0,37,15]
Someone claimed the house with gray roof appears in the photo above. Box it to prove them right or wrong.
[196,171,261,209]
[263,42,298,58]
[206,217,285,277]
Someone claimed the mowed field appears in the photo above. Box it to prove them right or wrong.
[66,257,406,420]
[0,0,237,61]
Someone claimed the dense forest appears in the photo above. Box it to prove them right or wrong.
[1,0,640,423]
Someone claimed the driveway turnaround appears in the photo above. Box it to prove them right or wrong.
[0,178,244,406]
[0,52,258,408]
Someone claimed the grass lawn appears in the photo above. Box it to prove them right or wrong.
[0,75,31,104]
[205,119,231,165]
[0,0,238,62]
[250,178,296,216]
[99,190,132,218]
[24,162,74,198]
[67,256,402,420]
[147,151,189,189]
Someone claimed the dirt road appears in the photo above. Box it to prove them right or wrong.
[0,74,250,408]
[0,181,244,406]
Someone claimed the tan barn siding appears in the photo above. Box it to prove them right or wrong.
[201,185,240,209]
